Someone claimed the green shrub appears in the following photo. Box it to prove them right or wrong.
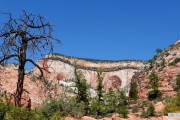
[0,102,8,120]
[104,88,116,113]
[174,75,180,92]
[141,103,155,118]
[163,96,180,114]
[50,113,64,120]
[89,98,107,118]
[68,99,86,118]
[147,90,161,100]
[132,107,138,113]
[115,90,129,118]
[40,99,64,119]
[117,106,128,118]
[39,96,87,119]
[156,48,162,54]
[4,106,43,120]
[170,58,180,66]
[148,55,157,64]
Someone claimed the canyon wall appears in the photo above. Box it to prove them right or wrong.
[0,54,145,107]
[34,54,145,92]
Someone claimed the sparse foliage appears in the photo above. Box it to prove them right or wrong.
[170,58,180,66]
[147,71,161,100]
[0,10,60,107]
[156,48,162,54]
[174,75,180,92]
[141,103,155,118]
[129,82,138,101]
[163,95,180,114]
[74,68,90,115]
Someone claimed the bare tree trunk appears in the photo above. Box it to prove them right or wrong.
[0,11,61,107]
[15,63,25,107]
[15,41,27,107]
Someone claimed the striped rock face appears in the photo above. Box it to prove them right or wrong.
[34,54,145,93]
[0,54,145,107]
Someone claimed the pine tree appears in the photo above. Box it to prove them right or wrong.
[74,67,90,115]
[174,75,180,92]
[97,68,104,103]
[147,70,161,100]
[130,82,138,101]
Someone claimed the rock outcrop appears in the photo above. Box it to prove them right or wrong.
[131,39,180,99]
[34,54,145,92]
[0,54,145,107]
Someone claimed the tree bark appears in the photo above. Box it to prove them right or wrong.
[14,40,27,107]
[15,63,25,107]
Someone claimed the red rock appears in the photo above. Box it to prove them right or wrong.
[112,117,122,120]
[101,117,112,120]
[65,117,78,120]
[81,116,96,120]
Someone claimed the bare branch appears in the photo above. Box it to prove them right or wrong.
[0,54,18,64]
[0,10,61,107]
[28,35,48,41]
[26,59,44,78]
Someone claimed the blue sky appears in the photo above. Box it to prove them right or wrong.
[0,0,180,61]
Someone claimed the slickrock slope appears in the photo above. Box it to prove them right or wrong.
[131,40,180,99]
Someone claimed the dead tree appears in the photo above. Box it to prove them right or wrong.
[0,10,60,107]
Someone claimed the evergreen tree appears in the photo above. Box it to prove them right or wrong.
[104,87,116,113]
[130,82,138,101]
[147,70,161,100]
[174,75,180,92]
[74,67,90,115]
[96,68,105,116]
[116,90,129,118]
[97,68,104,103]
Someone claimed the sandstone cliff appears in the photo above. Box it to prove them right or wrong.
[131,39,180,99]
[0,53,145,107]
[34,53,145,92]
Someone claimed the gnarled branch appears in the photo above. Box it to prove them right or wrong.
[26,59,50,78]
[26,59,44,78]
[0,54,18,64]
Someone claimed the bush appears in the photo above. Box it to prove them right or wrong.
[132,107,138,113]
[40,99,64,119]
[148,55,157,64]
[104,88,116,113]
[114,90,129,118]
[174,75,180,92]
[163,96,180,114]
[117,106,128,118]
[170,58,180,66]
[141,103,155,118]
[0,102,8,120]
[39,96,87,119]
[89,98,107,118]
[50,113,64,120]
[4,106,43,120]
[68,99,86,118]
[147,90,162,100]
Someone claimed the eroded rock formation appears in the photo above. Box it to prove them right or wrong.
[34,54,145,92]
[0,54,145,107]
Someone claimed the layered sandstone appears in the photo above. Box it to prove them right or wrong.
[0,54,145,107]
[131,39,180,99]
[34,54,145,92]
